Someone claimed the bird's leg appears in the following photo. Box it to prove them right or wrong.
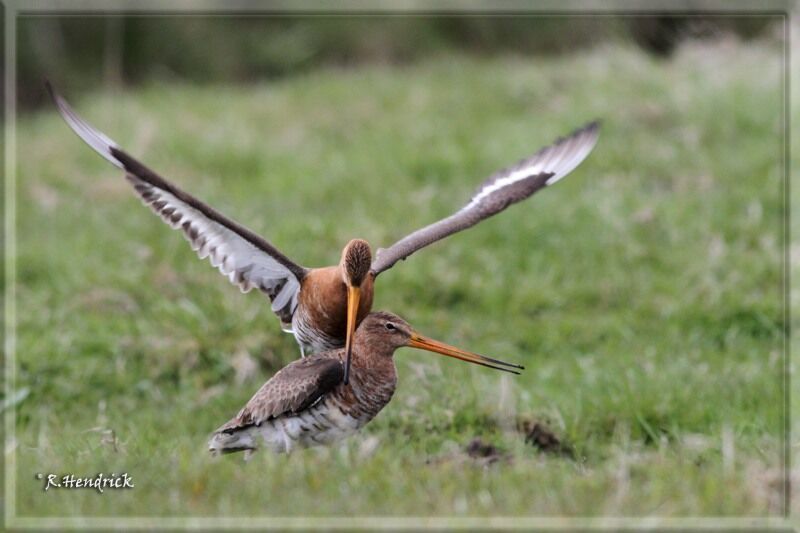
[299,344,306,358]
[280,420,294,454]
[243,449,255,462]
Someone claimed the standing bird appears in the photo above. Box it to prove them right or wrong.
[208,311,522,456]
[47,83,599,381]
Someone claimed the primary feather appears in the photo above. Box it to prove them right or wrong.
[370,121,600,275]
[46,82,308,326]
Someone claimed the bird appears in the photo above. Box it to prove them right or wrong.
[208,311,523,456]
[47,82,600,382]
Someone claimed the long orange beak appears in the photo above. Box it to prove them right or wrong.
[407,333,524,374]
[343,284,361,384]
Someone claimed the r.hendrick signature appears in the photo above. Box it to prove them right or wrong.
[36,472,134,493]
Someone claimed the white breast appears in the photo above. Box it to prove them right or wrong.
[291,306,343,355]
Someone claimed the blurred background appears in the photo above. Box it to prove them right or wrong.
[11,11,789,520]
[19,14,777,109]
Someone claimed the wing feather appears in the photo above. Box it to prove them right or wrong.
[216,356,344,433]
[371,121,600,275]
[47,82,308,325]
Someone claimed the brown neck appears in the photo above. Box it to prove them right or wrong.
[299,266,375,341]
[353,334,397,365]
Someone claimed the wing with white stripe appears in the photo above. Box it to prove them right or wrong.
[47,82,308,326]
[370,121,600,275]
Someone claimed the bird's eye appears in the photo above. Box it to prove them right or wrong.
[384,322,397,331]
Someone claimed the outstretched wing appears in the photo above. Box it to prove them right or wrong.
[47,82,308,326]
[370,121,600,275]
[217,355,344,433]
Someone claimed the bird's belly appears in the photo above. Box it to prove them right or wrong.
[292,307,344,355]
[298,404,363,445]
[248,421,294,454]
[293,403,363,447]
[252,402,364,453]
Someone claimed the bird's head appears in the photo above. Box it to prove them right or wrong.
[354,311,524,374]
[340,239,372,384]
[340,238,372,288]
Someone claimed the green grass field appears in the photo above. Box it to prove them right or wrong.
[9,37,786,521]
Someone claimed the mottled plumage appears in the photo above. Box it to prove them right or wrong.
[208,312,523,456]
[225,357,345,428]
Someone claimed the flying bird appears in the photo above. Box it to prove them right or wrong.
[208,311,523,456]
[47,82,599,382]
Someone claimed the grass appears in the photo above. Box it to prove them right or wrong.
[9,37,786,520]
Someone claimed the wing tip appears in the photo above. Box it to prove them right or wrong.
[563,118,602,145]
[578,118,602,149]
[44,78,55,100]
[46,80,125,170]
[540,121,601,187]
[44,79,69,116]
[585,118,602,132]
[582,119,602,142]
